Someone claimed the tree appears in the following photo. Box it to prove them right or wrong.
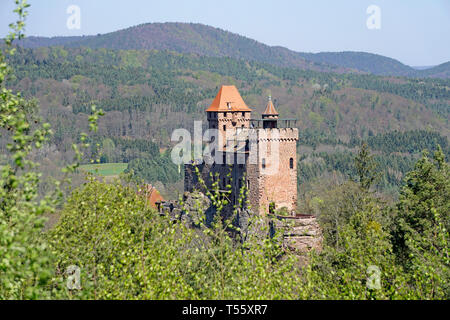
[393,146,449,299]
[303,199,408,299]
[0,1,104,299]
[0,0,60,299]
[100,138,115,163]
[49,177,303,299]
[354,142,379,190]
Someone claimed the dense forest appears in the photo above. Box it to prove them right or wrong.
[16,22,450,78]
[0,1,449,301]
[2,43,449,199]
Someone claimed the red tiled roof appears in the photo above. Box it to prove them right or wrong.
[206,85,252,112]
[143,184,164,209]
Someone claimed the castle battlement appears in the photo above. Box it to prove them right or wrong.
[251,128,299,141]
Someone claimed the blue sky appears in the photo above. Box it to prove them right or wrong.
[0,0,449,66]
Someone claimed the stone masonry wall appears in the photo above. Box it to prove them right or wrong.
[248,128,298,215]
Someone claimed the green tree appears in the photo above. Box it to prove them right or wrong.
[0,0,60,299]
[393,146,449,298]
[100,138,116,163]
[0,1,104,299]
[49,177,303,299]
[354,142,379,190]
[303,199,408,299]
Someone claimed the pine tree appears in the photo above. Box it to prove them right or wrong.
[354,142,379,190]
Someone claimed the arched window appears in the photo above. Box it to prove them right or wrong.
[289,158,294,169]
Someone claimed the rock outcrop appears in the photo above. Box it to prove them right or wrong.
[270,214,322,253]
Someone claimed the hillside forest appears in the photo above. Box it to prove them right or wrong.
[3,41,449,200]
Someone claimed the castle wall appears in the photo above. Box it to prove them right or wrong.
[185,159,247,207]
[186,127,298,216]
[247,128,298,215]
[208,111,251,151]
[246,163,261,214]
[184,163,211,193]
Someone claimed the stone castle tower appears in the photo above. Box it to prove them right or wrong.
[185,85,298,215]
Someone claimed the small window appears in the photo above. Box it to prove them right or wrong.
[290,158,294,169]
[242,112,245,117]
[262,158,266,169]
[223,125,226,131]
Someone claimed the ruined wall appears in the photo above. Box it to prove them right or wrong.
[184,163,212,193]
[185,160,247,214]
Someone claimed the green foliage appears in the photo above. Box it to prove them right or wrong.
[0,1,105,299]
[366,130,449,157]
[354,143,379,190]
[299,145,449,299]
[0,0,60,299]
[49,177,302,299]
[392,146,450,298]
[4,37,449,197]
[126,151,182,184]
[303,199,409,299]
[15,23,450,78]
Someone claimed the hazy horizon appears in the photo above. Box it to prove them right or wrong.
[1,0,449,66]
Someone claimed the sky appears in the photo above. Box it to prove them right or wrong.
[0,0,449,66]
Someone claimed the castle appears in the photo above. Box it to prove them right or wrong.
[185,85,299,215]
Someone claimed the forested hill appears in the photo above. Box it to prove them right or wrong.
[4,45,449,199]
[16,23,341,73]
[417,61,450,79]
[16,22,449,78]
[298,51,450,78]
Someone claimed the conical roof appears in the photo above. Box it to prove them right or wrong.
[263,96,279,116]
[206,85,252,112]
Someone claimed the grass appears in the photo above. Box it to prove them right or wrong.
[79,163,128,177]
